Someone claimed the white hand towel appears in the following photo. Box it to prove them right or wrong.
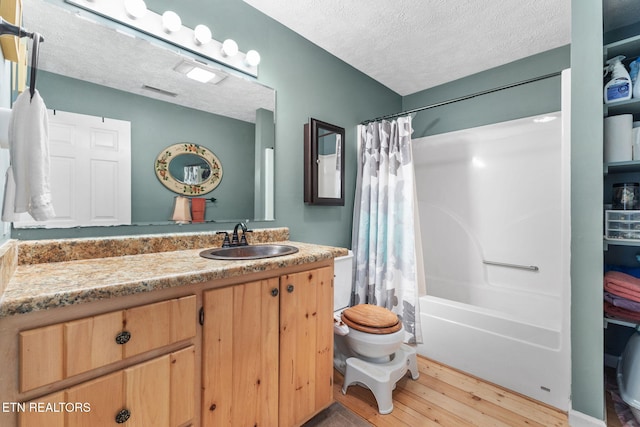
[1,89,55,222]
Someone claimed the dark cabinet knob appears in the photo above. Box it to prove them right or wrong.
[115,331,131,345]
[287,284,294,293]
[115,408,130,423]
[271,288,279,297]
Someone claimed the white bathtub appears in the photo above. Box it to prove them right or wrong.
[413,70,571,411]
[417,294,569,409]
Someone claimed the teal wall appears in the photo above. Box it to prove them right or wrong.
[404,46,569,137]
[571,0,604,420]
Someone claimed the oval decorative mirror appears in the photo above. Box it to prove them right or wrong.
[155,143,223,195]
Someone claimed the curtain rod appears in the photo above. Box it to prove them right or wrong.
[360,71,562,125]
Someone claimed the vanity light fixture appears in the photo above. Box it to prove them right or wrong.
[174,60,228,84]
[194,24,212,46]
[221,39,238,57]
[123,0,147,19]
[245,50,261,67]
[161,11,182,33]
[66,0,261,77]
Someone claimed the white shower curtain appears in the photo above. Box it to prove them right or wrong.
[352,116,422,344]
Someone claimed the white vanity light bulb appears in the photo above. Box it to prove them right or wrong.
[194,25,212,46]
[221,39,239,57]
[162,11,182,33]
[124,0,147,19]
[245,50,261,67]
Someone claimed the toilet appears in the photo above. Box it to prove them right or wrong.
[333,252,419,415]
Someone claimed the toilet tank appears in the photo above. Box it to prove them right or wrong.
[334,251,354,311]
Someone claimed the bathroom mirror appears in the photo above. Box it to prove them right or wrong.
[304,118,345,206]
[21,0,276,226]
[155,143,223,195]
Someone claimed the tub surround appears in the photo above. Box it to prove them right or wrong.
[0,228,347,318]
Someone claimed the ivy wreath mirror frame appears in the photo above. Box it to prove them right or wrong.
[155,143,223,195]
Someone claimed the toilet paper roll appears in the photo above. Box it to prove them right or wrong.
[605,114,634,163]
[0,107,11,149]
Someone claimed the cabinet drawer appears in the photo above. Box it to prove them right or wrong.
[19,295,196,392]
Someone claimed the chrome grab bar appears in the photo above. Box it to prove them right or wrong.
[482,260,539,272]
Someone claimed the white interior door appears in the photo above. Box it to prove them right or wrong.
[14,110,131,228]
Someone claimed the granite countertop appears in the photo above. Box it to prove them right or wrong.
[0,233,348,318]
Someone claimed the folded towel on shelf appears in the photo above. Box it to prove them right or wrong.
[604,271,640,303]
[605,291,640,312]
[605,301,640,323]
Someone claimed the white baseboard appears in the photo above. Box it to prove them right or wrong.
[568,409,606,427]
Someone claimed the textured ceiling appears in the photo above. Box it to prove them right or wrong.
[243,0,572,96]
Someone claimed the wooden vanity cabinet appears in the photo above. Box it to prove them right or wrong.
[8,259,335,427]
[201,266,334,427]
[19,346,195,427]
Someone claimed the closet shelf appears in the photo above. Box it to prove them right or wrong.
[605,34,640,62]
[604,160,640,175]
[604,98,640,117]
[604,316,639,329]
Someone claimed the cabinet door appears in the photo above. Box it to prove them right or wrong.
[279,266,334,427]
[202,278,280,427]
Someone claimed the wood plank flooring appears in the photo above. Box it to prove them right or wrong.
[334,355,570,427]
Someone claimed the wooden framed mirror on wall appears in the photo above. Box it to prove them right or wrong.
[304,118,345,206]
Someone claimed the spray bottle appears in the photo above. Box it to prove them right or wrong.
[605,55,632,103]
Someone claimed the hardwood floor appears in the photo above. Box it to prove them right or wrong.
[334,355,570,427]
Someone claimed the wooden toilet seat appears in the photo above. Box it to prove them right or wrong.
[341,304,402,335]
